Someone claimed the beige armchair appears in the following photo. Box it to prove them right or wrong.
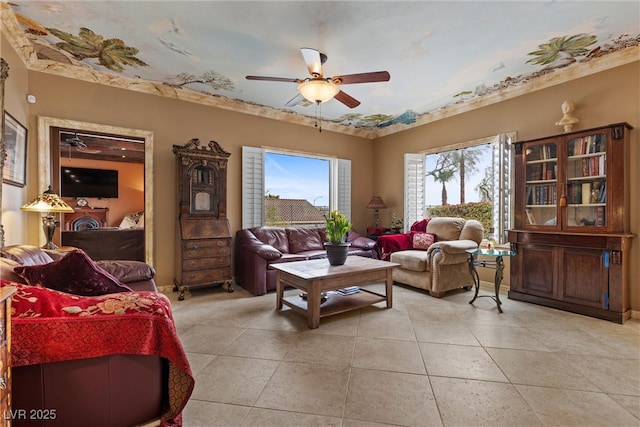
[390,217,484,297]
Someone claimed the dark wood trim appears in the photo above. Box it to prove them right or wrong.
[508,290,628,324]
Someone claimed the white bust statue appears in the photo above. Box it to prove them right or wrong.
[555,100,579,133]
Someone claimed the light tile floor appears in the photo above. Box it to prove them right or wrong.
[167,283,640,427]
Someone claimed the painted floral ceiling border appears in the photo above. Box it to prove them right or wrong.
[4,2,639,138]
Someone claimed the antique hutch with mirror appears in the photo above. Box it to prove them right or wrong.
[509,122,634,323]
[173,139,233,300]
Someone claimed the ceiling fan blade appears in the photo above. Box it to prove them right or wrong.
[76,147,102,154]
[333,71,390,85]
[334,91,361,108]
[64,133,88,148]
[301,48,323,78]
[246,75,301,83]
[284,93,306,108]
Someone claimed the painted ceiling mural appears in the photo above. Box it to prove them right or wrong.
[4,1,640,135]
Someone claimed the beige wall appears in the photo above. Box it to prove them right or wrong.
[1,32,30,245]
[2,35,638,312]
[9,65,374,288]
[373,62,639,311]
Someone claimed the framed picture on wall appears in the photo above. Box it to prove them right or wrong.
[2,111,27,187]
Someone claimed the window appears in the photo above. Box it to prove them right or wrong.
[404,133,514,243]
[242,147,351,228]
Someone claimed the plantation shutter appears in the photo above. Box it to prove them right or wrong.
[335,159,351,219]
[493,133,512,243]
[404,153,425,230]
[241,146,264,229]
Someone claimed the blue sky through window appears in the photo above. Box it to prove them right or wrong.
[264,152,330,207]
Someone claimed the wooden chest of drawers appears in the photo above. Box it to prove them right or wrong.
[0,286,16,427]
[174,220,233,299]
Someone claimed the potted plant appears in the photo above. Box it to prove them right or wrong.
[390,213,403,233]
[324,209,352,265]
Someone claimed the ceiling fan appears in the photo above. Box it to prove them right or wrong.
[246,48,390,108]
[60,133,102,154]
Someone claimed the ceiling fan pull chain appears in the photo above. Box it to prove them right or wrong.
[314,102,318,129]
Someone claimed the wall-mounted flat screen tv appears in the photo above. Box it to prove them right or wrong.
[61,167,119,199]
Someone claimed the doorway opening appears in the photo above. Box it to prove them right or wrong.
[37,116,154,265]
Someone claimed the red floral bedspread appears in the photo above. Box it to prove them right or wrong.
[3,280,194,426]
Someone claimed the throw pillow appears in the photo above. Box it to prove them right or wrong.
[119,211,143,229]
[14,249,132,296]
[411,232,436,250]
[136,213,145,228]
[410,218,432,233]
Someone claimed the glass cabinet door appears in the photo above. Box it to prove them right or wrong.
[524,142,558,227]
[565,132,607,228]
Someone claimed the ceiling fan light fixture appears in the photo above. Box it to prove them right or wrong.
[298,79,339,103]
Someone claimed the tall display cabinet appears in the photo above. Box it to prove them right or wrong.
[173,139,233,300]
[508,123,634,323]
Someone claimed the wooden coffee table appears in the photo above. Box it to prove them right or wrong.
[272,256,399,328]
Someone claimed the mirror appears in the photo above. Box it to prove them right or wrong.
[38,116,154,265]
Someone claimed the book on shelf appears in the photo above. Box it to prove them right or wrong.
[337,286,360,295]
[595,206,605,226]
[569,134,607,156]
[568,182,583,204]
[581,182,591,205]
[597,180,606,203]
[527,163,543,180]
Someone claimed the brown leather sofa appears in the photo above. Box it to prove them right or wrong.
[234,227,375,296]
[1,245,155,292]
[1,245,165,427]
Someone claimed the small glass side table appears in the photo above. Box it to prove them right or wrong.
[466,248,517,313]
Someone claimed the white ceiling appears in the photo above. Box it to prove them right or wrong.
[3,1,639,137]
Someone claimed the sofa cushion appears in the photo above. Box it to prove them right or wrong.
[427,217,466,241]
[14,249,133,296]
[347,229,375,250]
[270,253,309,264]
[286,228,324,253]
[374,233,412,261]
[2,245,54,266]
[459,219,484,244]
[390,250,430,272]
[411,232,436,250]
[95,260,156,283]
[252,227,290,253]
[1,258,24,283]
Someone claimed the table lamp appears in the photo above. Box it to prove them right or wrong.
[21,185,74,249]
[366,196,387,227]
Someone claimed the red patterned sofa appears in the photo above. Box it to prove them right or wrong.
[234,227,375,296]
[0,245,193,427]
